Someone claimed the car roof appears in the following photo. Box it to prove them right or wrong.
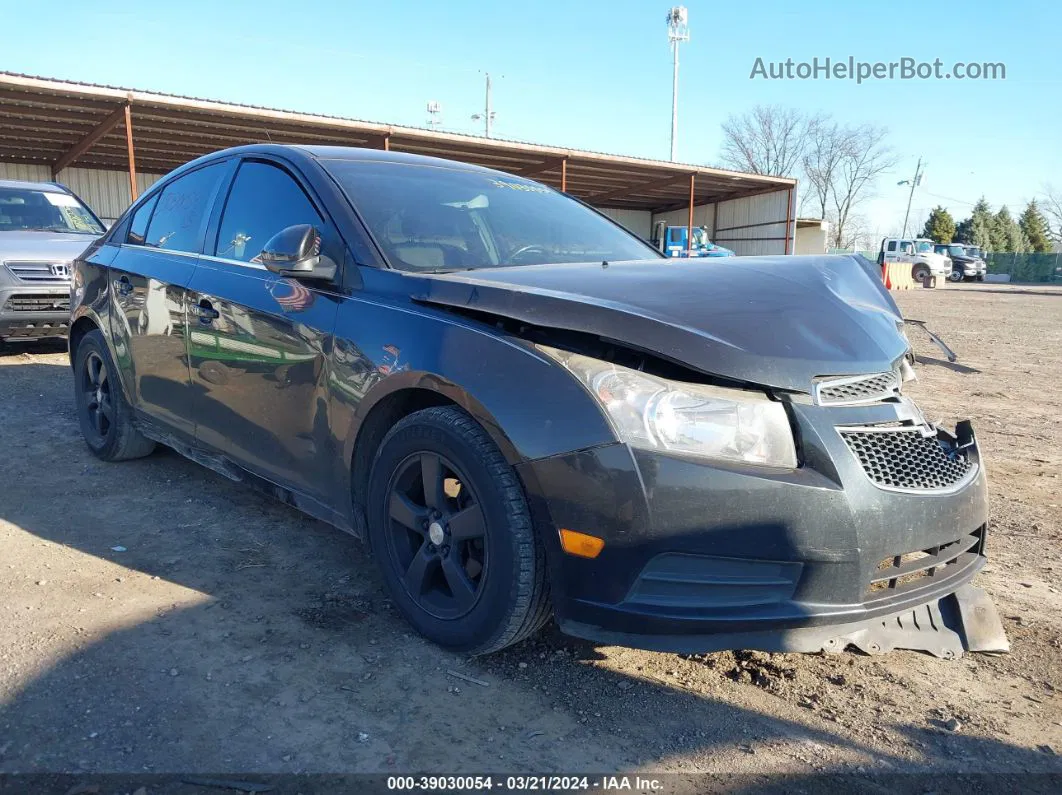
[167,143,510,183]
[0,178,69,193]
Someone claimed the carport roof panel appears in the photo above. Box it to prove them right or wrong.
[0,72,794,211]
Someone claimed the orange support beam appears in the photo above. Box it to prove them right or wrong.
[124,103,138,201]
[52,102,128,177]
[687,173,695,253]
[561,158,567,193]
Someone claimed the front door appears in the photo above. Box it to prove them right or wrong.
[108,162,229,435]
[186,159,341,500]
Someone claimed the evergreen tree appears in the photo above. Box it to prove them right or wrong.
[954,216,973,243]
[1019,199,1053,253]
[992,206,1025,253]
[920,205,956,243]
[970,198,994,250]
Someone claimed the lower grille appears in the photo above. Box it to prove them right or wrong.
[3,294,70,312]
[867,527,983,598]
[839,425,975,491]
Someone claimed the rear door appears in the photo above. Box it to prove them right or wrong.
[186,158,341,500]
[108,161,230,435]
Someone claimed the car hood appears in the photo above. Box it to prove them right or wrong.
[0,231,98,263]
[410,255,909,393]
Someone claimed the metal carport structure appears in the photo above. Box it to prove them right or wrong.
[0,72,797,253]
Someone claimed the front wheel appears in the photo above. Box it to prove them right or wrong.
[976,274,986,282]
[912,265,930,283]
[367,406,551,654]
[949,269,964,282]
[73,329,156,461]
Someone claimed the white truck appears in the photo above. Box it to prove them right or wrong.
[878,237,952,284]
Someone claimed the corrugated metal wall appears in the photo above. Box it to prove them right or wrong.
[649,203,716,236]
[0,164,165,222]
[711,189,793,256]
[598,208,652,239]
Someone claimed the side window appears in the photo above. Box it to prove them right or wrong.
[143,162,227,254]
[126,193,159,245]
[214,161,324,263]
[887,241,897,252]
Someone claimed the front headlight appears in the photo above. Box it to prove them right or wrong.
[539,345,797,468]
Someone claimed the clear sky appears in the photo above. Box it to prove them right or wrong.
[3,0,1059,242]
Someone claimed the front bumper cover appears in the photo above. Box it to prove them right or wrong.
[516,405,1004,657]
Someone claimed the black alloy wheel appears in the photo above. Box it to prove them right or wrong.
[384,451,488,620]
[80,350,114,443]
[73,329,156,461]
[366,406,551,654]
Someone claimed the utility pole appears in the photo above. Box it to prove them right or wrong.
[899,157,924,238]
[471,73,495,138]
[666,7,689,162]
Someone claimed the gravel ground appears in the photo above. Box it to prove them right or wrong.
[0,283,1060,789]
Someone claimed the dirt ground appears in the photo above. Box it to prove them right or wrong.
[1,283,1060,789]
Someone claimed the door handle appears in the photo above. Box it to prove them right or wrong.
[195,300,220,323]
[116,276,133,296]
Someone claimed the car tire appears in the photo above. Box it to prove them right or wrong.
[73,329,156,461]
[949,269,963,282]
[976,274,985,282]
[912,265,930,283]
[367,406,551,654]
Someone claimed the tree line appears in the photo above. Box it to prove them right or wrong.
[718,105,1060,253]
[920,200,1054,253]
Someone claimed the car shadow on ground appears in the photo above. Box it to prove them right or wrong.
[0,354,1059,789]
[914,354,982,375]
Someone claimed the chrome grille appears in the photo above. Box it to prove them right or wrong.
[839,426,975,491]
[3,294,70,312]
[816,371,900,405]
[4,260,72,283]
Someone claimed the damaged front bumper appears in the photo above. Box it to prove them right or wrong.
[517,406,1008,659]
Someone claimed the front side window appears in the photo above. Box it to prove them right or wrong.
[126,193,160,245]
[0,187,104,235]
[143,162,227,254]
[325,161,661,272]
[214,161,323,263]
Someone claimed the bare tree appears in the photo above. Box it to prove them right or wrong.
[800,116,845,219]
[1043,184,1062,244]
[803,123,895,248]
[719,105,813,177]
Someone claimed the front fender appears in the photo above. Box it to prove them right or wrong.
[329,295,618,469]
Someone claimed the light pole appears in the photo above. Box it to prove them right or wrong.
[666,7,689,162]
[898,156,924,238]
[471,73,496,138]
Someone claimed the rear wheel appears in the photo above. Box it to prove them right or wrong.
[73,329,155,461]
[367,406,550,654]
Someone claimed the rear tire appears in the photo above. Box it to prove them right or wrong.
[73,329,156,461]
[367,406,551,654]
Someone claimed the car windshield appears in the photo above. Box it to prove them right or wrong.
[915,241,933,253]
[326,161,662,271]
[967,246,983,258]
[948,245,966,257]
[0,187,104,235]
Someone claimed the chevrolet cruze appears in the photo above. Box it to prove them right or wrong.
[70,145,1004,656]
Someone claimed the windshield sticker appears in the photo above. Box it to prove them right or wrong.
[487,179,551,194]
[44,192,80,207]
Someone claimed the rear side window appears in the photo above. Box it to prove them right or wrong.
[887,241,897,251]
[214,161,323,263]
[126,193,159,245]
[143,162,227,254]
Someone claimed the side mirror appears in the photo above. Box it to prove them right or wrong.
[259,224,336,281]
